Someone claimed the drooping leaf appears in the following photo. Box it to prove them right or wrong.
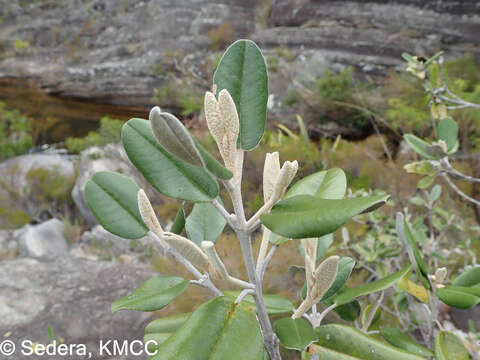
[274,317,318,351]
[286,168,346,199]
[298,233,334,261]
[122,118,219,202]
[322,257,356,301]
[213,39,268,150]
[437,116,458,152]
[396,213,431,289]
[334,265,411,305]
[404,134,437,160]
[150,109,204,166]
[397,273,429,303]
[151,297,264,360]
[85,171,148,239]
[380,328,433,357]
[185,200,226,246]
[261,194,389,239]
[111,276,189,313]
[452,266,480,287]
[437,286,480,309]
[224,291,294,315]
[170,207,186,235]
[434,331,469,360]
[314,324,427,360]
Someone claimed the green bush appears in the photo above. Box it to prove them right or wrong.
[65,116,123,153]
[0,102,34,160]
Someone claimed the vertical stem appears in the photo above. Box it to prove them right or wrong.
[229,179,281,360]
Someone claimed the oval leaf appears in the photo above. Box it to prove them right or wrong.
[151,297,264,360]
[145,312,191,334]
[122,118,219,202]
[437,286,480,309]
[437,116,458,152]
[404,134,437,160]
[274,317,318,351]
[111,276,189,313]
[322,257,356,301]
[334,265,411,305]
[261,194,389,239]
[85,171,148,239]
[315,324,427,360]
[286,168,347,199]
[150,108,204,166]
[185,200,227,246]
[434,331,469,360]
[380,328,433,357]
[213,39,268,150]
[452,266,480,287]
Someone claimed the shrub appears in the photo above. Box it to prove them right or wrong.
[65,116,123,153]
[0,102,34,160]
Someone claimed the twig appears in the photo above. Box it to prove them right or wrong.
[149,232,222,297]
[441,173,480,206]
[259,245,278,282]
[441,158,480,183]
[235,288,255,304]
[211,198,237,229]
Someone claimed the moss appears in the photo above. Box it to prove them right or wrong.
[206,23,234,51]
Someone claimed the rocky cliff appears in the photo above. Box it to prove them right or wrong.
[0,0,479,112]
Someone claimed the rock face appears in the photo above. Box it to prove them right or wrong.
[17,218,68,258]
[0,256,157,360]
[0,0,478,112]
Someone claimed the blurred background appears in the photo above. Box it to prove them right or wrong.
[0,1,479,359]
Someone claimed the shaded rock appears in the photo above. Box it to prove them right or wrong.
[78,224,151,261]
[0,230,18,260]
[450,305,480,333]
[17,218,68,259]
[0,256,157,360]
[0,153,75,227]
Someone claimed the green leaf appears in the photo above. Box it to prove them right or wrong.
[151,297,264,360]
[404,134,437,160]
[380,328,433,357]
[261,194,389,239]
[85,171,148,239]
[410,197,426,206]
[193,140,233,180]
[322,257,356,301]
[396,213,430,289]
[144,312,191,352]
[145,312,191,334]
[111,276,189,313]
[314,324,427,360]
[286,168,347,199]
[402,53,421,65]
[437,286,480,309]
[334,265,411,305]
[274,317,318,351]
[437,116,458,152]
[150,108,204,166]
[434,331,469,360]
[333,300,361,322]
[224,291,294,314]
[122,118,219,202]
[170,207,185,234]
[185,200,226,246]
[213,39,268,150]
[429,185,442,202]
[417,175,434,190]
[452,266,480,287]
[298,233,334,261]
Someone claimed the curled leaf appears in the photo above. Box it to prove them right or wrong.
[162,232,210,271]
[138,189,164,236]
